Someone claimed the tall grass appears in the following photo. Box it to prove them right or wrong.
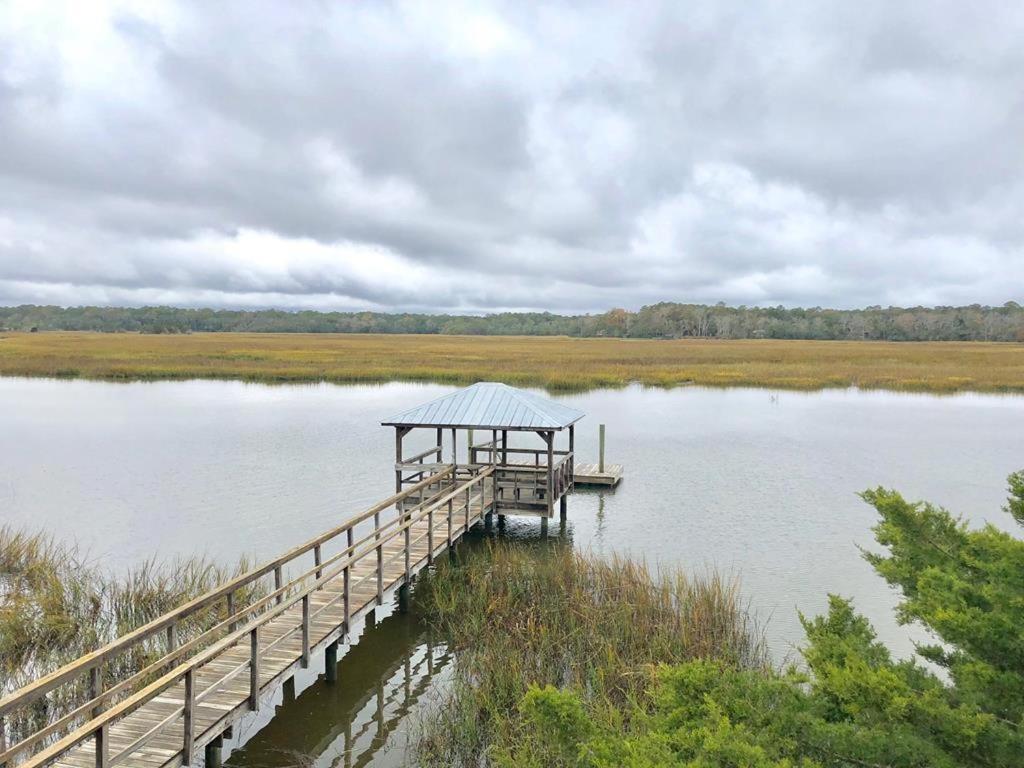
[412,542,767,766]
[1,332,1023,393]
[0,526,256,751]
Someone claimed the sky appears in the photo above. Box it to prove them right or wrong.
[0,1,1022,314]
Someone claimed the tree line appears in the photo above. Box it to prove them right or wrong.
[1,301,1022,341]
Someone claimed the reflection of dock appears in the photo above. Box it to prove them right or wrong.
[225,612,451,768]
[573,463,623,487]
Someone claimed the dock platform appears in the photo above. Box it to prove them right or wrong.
[573,462,623,487]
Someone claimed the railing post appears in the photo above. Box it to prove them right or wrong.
[376,538,384,606]
[183,669,195,765]
[249,628,260,711]
[427,507,434,565]
[167,622,177,652]
[274,566,283,605]
[404,510,411,582]
[344,528,353,632]
[88,665,102,719]
[226,590,236,633]
[94,723,108,768]
[301,594,310,668]
[464,486,470,532]
[314,543,323,584]
[447,498,453,547]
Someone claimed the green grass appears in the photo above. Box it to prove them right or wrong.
[411,541,767,766]
[1,332,1024,393]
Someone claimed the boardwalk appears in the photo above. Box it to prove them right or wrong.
[0,466,495,768]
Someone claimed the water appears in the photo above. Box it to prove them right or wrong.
[3,377,1023,765]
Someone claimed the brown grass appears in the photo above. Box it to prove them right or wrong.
[0,331,1022,393]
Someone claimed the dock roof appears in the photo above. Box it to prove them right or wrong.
[382,382,584,431]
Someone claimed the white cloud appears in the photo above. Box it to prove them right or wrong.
[0,0,1022,312]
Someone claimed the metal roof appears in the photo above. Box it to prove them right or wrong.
[382,382,585,431]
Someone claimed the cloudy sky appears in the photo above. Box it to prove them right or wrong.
[1,1,1022,313]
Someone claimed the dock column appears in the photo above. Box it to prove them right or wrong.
[398,583,410,614]
[325,640,339,684]
[560,494,567,521]
[599,424,606,473]
[204,736,223,768]
[540,516,548,537]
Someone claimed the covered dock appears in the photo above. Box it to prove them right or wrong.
[383,381,584,520]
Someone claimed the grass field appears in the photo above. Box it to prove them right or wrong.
[1,331,1023,393]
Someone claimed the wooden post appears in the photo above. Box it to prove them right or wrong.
[545,431,554,517]
[325,641,338,684]
[88,665,102,719]
[398,583,410,614]
[569,424,575,487]
[204,737,222,768]
[167,623,177,652]
[599,423,606,473]
[447,498,454,547]
[560,494,567,521]
[301,594,310,668]
[183,669,195,765]
[427,507,434,564]
[468,428,474,464]
[249,628,260,711]
[451,428,457,472]
[501,430,508,465]
[274,566,283,605]
[344,530,352,632]
[314,544,322,582]
[226,591,236,632]
[94,723,108,768]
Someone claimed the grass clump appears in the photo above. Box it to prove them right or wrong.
[412,542,767,765]
[0,526,256,751]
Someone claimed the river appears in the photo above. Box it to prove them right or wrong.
[2,377,1022,766]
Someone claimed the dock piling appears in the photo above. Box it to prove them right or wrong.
[599,423,606,473]
[325,641,338,684]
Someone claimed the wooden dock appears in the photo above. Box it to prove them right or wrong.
[0,467,495,768]
[573,462,623,487]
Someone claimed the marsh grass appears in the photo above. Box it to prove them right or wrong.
[0,526,258,750]
[1,332,1023,393]
[412,541,767,766]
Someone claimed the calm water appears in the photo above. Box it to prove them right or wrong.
[3,378,1023,765]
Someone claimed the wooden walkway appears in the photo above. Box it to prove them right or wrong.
[0,467,495,768]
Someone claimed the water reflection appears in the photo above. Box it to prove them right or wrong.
[225,607,450,768]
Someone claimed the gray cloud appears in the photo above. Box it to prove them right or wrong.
[0,0,1022,313]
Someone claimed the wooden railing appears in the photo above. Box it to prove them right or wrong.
[0,465,494,768]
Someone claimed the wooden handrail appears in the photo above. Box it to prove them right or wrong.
[1,476,461,763]
[0,467,454,721]
[9,467,492,768]
[6,466,489,768]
